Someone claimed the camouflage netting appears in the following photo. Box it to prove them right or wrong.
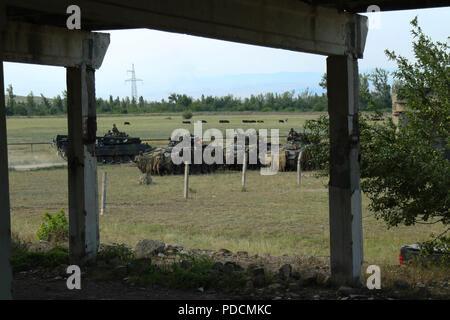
[135,149,175,176]
[134,130,321,177]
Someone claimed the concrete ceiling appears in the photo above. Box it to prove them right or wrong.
[303,0,450,13]
[5,0,449,31]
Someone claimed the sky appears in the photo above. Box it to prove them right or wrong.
[3,6,449,101]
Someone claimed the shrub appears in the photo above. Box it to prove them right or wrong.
[37,209,69,243]
[417,235,450,267]
[182,110,193,119]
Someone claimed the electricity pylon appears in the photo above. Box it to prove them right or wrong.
[125,64,143,102]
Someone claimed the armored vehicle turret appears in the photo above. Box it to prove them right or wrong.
[53,125,153,164]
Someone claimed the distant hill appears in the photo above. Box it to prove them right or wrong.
[158,71,325,99]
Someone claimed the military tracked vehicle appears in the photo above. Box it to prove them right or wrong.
[284,128,315,171]
[135,128,319,176]
[53,125,153,164]
[263,128,318,172]
[135,134,218,176]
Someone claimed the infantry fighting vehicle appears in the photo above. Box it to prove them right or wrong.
[263,128,316,172]
[135,134,218,176]
[53,125,153,164]
[135,128,319,176]
[283,128,316,171]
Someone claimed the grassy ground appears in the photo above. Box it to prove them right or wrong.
[6,112,445,268]
[6,112,321,167]
[6,112,323,143]
[9,165,446,266]
[8,144,66,167]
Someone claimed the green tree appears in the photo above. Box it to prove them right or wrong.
[308,18,449,243]
[40,94,53,115]
[52,95,64,114]
[177,94,193,108]
[359,73,371,111]
[319,73,327,90]
[6,84,15,116]
[319,70,390,111]
[168,93,178,104]
[369,68,392,110]
[62,90,68,113]
[138,96,145,109]
[25,91,36,115]
[362,17,449,231]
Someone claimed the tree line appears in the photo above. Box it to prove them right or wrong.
[5,68,392,116]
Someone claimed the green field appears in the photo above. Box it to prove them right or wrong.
[6,112,324,143]
[6,112,323,168]
[5,113,446,266]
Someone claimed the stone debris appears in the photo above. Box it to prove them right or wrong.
[134,239,166,258]
[278,264,292,281]
[218,248,232,256]
[26,239,441,300]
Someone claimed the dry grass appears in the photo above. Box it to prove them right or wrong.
[361,260,449,296]
[9,165,446,266]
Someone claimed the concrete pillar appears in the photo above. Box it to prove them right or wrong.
[0,34,13,300]
[66,56,99,265]
[327,54,363,287]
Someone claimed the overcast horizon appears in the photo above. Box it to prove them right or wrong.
[3,7,449,101]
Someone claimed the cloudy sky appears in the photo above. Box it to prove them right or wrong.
[3,6,449,100]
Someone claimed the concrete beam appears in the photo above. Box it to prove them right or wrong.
[327,54,363,287]
[7,0,368,57]
[0,1,13,300]
[3,21,109,68]
[66,46,99,264]
[307,0,450,13]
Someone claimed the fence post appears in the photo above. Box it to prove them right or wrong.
[100,172,107,215]
[184,162,189,199]
[242,150,247,189]
[297,151,303,185]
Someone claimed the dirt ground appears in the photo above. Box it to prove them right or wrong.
[13,272,239,300]
[13,271,449,300]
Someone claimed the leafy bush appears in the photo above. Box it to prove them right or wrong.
[37,210,69,243]
[417,235,450,267]
[182,110,193,119]
[304,19,449,239]
[303,115,329,173]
